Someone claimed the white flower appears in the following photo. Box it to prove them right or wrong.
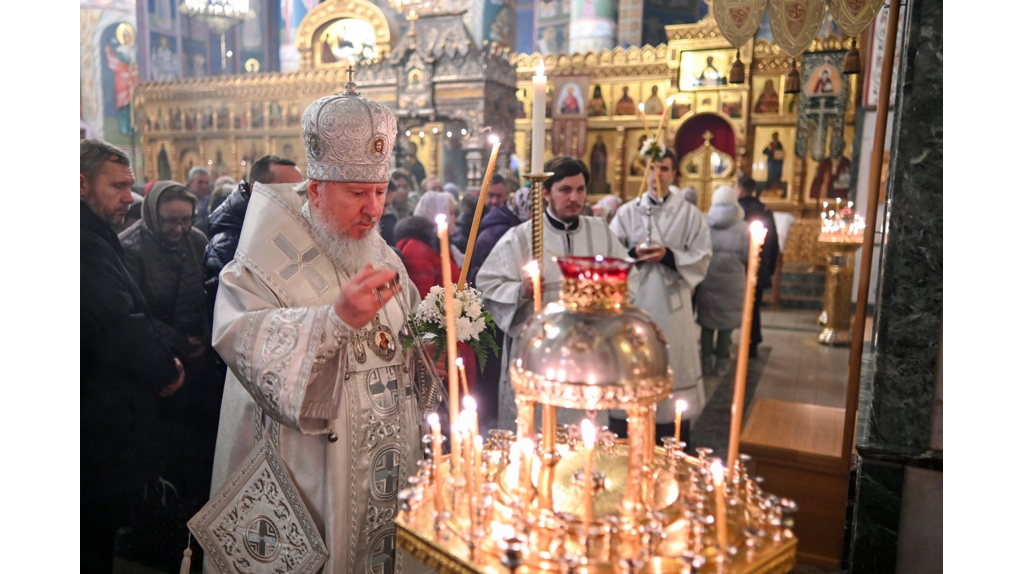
[455,317,473,341]
[640,139,666,159]
[465,302,482,320]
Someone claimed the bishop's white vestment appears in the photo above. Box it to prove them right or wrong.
[476,211,636,430]
[207,183,428,574]
[609,190,712,424]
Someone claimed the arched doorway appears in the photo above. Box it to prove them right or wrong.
[674,113,737,211]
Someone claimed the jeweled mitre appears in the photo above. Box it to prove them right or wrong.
[302,80,397,183]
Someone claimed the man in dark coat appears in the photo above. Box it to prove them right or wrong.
[80,139,184,572]
[737,176,780,358]
[465,179,521,288]
[456,174,510,256]
[203,155,303,324]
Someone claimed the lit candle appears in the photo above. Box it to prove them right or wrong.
[638,102,652,140]
[674,399,688,442]
[711,460,728,553]
[428,413,444,514]
[531,60,546,174]
[436,214,460,430]
[652,98,673,200]
[727,221,767,476]
[474,435,484,502]
[581,419,596,526]
[450,415,462,482]
[460,411,475,520]
[456,357,469,398]
[524,260,542,314]
[463,395,479,442]
[519,438,535,496]
[459,135,501,289]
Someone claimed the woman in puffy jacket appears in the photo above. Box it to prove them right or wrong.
[696,185,749,376]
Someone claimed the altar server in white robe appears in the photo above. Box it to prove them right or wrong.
[609,149,712,443]
[204,80,430,574]
[476,156,636,431]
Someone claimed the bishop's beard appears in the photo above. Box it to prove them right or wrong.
[307,202,381,275]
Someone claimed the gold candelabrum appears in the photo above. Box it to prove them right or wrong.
[396,255,799,573]
[816,206,866,345]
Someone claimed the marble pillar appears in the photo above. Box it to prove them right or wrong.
[849,0,943,572]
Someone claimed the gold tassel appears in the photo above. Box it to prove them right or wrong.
[844,38,861,74]
[180,534,193,574]
[729,49,745,84]
[784,61,801,94]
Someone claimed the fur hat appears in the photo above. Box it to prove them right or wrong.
[302,77,397,183]
[712,184,739,207]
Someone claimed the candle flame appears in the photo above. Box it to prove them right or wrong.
[675,399,688,415]
[435,213,448,228]
[427,412,439,428]
[463,395,477,413]
[638,103,645,113]
[524,260,540,278]
[666,96,674,106]
[535,60,545,77]
[456,357,464,368]
[520,438,535,455]
[488,134,500,145]
[749,220,767,246]
[581,418,596,448]
[710,459,724,485]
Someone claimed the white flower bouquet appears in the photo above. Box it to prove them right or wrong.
[402,285,501,372]
[639,138,667,162]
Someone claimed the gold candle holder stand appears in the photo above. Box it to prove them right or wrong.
[816,236,864,346]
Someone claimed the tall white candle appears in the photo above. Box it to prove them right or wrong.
[531,60,546,174]
[436,214,460,433]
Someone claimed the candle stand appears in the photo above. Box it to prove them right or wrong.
[816,236,863,346]
[397,256,798,573]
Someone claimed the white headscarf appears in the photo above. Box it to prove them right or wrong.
[593,195,622,222]
[413,190,457,222]
[508,186,533,222]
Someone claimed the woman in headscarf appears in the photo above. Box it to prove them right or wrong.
[394,190,477,392]
[592,194,622,223]
[395,190,464,297]
[119,181,209,359]
[118,180,216,502]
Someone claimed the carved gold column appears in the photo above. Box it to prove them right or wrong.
[791,155,806,205]
[614,126,626,199]
[817,238,862,345]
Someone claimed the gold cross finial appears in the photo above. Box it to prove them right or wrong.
[346,65,355,83]
[702,131,714,143]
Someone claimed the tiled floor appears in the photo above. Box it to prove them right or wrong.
[703,308,868,412]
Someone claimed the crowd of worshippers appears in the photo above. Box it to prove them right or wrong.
[81,110,778,571]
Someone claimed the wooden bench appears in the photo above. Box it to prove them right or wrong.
[740,399,849,568]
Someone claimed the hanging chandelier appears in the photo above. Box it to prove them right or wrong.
[179,0,255,72]
[179,0,255,35]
